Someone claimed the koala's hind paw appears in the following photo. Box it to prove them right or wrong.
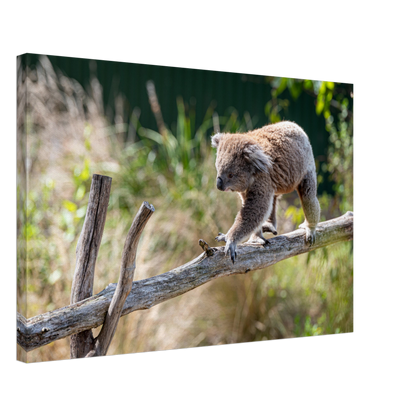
[247,235,270,245]
[215,232,227,243]
[299,223,316,246]
[225,240,237,264]
[262,221,278,235]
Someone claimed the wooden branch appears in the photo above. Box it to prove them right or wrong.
[86,202,155,357]
[69,174,112,358]
[17,312,27,342]
[17,212,353,352]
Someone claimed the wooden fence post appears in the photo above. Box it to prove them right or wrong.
[70,174,112,358]
[69,173,155,358]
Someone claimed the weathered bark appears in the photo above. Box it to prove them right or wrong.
[17,313,27,346]
[70,174,112,358]
[17,212,353,353]
[86,202,155,357]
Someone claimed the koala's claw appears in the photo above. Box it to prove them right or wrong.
[215,232,227,243]
[306,230,316,246]
[225,241,237,264]
[299,223,316,246]
[216,233,237,262]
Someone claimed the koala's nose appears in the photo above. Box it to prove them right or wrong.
[216,176,223,190]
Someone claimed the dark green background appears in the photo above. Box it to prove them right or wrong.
[22,54,335,192]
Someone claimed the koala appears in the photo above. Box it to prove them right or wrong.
[212,121,320,263]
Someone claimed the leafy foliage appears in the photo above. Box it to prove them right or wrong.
[19,57,353,362]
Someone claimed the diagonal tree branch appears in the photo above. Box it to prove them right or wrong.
[17,212,353,353]
[86,202,155,357]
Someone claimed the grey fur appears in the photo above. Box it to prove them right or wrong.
[213,121,321,262]
[211,132,223,148]
[243,144,273,173]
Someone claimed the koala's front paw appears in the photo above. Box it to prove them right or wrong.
[225,240,237,264]
[299,222,316,246]
[215,232,227,243]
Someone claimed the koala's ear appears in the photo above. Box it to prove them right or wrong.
[211,132,224,148]
[243,144,272,173]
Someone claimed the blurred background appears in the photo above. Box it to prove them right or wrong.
[17,54,353,363]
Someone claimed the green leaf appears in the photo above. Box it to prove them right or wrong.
[265,101,272,116]
[326,81,335,90]
[24,223,37,239]
[63,200,77,212]
[138,127,164,144]
[75,184,86,201]
[288,80,303,100]
[275,77,288,95]
[76,205,87,219]
[79,158,90,181]
[316,97,324,115]
[304,79,313,90]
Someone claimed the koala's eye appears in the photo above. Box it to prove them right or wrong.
[228,173,233,179]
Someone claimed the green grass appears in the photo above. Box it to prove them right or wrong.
[18,57,353,362]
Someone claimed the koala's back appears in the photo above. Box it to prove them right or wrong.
[249,121,315,194]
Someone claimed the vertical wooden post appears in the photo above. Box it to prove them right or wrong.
[70,174,112,358]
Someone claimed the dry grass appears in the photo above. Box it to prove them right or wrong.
[17,57,353,363]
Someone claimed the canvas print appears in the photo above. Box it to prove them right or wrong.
[17,54,353,363]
